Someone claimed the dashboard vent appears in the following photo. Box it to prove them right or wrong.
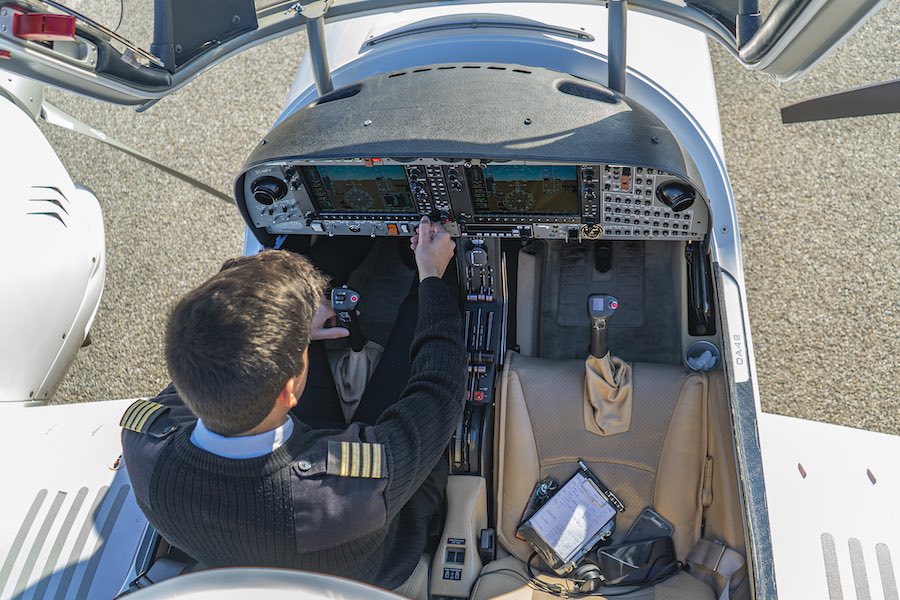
[313,84,362,106]
[557,81,618,104]
[387,64,533,79]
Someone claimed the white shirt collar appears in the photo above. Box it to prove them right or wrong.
[190,416,294,459]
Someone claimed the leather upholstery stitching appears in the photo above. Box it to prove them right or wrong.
[540,456,657,474]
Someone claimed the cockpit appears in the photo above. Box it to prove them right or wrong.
[117,62,747,600]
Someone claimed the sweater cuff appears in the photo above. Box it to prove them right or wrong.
[419,275,444,286]
[418,277,454,308]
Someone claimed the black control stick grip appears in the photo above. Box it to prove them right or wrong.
[331,286,366,352]
[587,294,619,358]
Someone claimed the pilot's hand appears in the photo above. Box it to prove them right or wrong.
[310,301,350,341]
[410,216,455,281]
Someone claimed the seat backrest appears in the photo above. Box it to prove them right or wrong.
[495,352,710,562]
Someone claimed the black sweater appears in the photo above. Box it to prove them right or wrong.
[122,278,466,588]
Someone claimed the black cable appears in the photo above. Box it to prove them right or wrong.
[523,552,684,599]
[113,0,124,33]
[470,549,687,599]
[592,553,683,597]
[470,566,565,598]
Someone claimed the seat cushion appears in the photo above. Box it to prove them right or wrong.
[471,556,715,600]
[392,554,430,600]
[496,352,709,561]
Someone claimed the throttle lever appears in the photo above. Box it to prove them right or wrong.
[331,286,366,352]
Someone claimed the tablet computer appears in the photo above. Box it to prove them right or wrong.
[516,461,625,575]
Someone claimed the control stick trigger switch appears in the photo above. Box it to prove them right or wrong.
[588,294,618,358]
[331,286,366,352]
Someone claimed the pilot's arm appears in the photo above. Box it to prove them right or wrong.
[372,217,467,517]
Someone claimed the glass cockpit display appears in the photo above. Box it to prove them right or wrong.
[302,165,415,213]
[468,166,579,214]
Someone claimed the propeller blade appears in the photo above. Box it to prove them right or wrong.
[40,101,234,204]
[781,78,900,124]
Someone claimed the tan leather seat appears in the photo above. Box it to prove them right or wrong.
[472,352,716,600]
[472,556,714,599]
[393,554,430,599]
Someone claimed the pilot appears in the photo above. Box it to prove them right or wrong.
[120,216,465,591]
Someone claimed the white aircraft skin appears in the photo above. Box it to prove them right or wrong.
[0,81,106,404]
[0,2,897,599]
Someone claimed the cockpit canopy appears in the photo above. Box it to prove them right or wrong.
[0,0,886,106]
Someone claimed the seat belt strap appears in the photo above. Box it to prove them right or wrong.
[132,557,194,589]
[687,538,745,600]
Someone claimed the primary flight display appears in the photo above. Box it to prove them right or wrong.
[303,165,416,212]
[468,166,579,214]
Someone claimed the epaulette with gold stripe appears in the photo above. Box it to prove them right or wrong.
[327,441,387,479]
[120,399,168,433]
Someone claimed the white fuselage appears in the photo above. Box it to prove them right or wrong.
[0,86,106,403]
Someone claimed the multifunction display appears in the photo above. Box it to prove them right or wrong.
[468,166,579,214]
[302,165,415,213]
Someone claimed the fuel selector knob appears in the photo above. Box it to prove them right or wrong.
[655,181,696,212]
[466,247,489,267]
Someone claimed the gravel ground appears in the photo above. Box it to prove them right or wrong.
[45,3,899,435]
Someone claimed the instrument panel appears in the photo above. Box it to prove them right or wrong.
[240,160,709,242]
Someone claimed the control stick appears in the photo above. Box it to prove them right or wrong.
[587,294,619,358]
[331,286,366,352]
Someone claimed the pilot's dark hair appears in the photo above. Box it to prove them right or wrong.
[165,250,327,435]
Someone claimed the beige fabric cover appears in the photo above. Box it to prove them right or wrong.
[495,352,708,562]
[694,371,751,600]
[584,353,633,436]
[471,556,715,600]
[393,554,430,600]
[327,341,384,422]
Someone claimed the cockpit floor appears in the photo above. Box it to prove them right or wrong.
[347,239,416,347]
[538,241,681,364]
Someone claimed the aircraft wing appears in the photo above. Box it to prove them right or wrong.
[0,400,147,600]
[759,412,900,600]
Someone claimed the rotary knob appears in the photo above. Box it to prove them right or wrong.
[466,247,489,267]
[251,176,287,205]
